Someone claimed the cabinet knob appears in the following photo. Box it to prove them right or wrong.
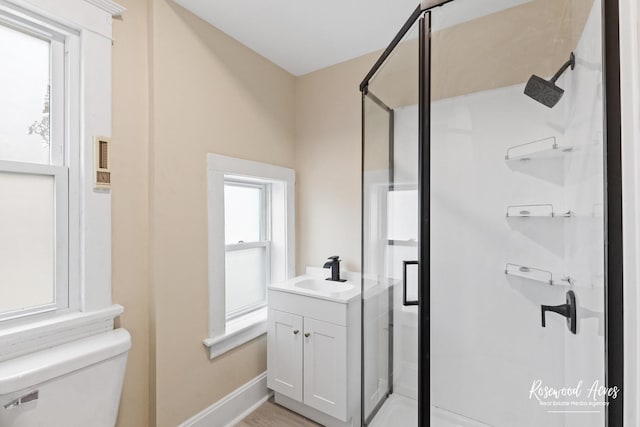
[304,333,311,338]
[293,330,299,335]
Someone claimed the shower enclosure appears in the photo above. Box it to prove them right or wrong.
[360,1,623,426]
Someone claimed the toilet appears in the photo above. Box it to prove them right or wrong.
[0,329,131,427]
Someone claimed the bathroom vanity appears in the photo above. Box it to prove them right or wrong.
[267,268,361,427]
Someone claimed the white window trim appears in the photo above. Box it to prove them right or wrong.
[203,307,268,360]
[0,0,124,360]
[0,305,123,362]
[205,154,295,359]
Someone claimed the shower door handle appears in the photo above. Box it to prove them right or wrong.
[403,260,419,306]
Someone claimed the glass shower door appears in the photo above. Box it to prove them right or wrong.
[362,0,615,426]
[361,91,393,425]
[362,19,421,426]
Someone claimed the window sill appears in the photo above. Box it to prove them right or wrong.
[203,307,267,360]
[0,305,123,362]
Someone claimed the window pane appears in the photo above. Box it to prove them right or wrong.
[224,184,262,244]
[0,171,55,314]
[0,24,51,164]
[225,247,266,316]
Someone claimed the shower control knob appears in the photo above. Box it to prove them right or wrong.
[541,290,577,334]
[304,333,311,338]
[293,330,299,335]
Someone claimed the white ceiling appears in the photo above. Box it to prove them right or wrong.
[173,0,533,76]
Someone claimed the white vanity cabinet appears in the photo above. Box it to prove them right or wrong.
[268,309,304,401]
[267,287,360,427]
[303,316,348,417]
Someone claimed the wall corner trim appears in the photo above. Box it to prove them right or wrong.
[84,0,126,17]
[178,372,271,427]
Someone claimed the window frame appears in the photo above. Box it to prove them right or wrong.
[205,154,295,359]
[0,12,76,323]
[223,179,272,320]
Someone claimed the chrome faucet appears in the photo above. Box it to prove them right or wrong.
[323,256,346,282]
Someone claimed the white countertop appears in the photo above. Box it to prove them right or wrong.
[268,267,361,303]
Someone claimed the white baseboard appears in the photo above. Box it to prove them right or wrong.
[179,372,271,427]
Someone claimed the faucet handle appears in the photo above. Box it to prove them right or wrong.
[541,290,577,334]
[328,256,339,261]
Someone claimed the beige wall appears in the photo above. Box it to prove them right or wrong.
[294,53,379,274]
[112,0,295,425]
[112,0,150,426]
[148,0,295,425]
[430,0,593,101]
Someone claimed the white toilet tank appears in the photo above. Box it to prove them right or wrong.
[0,329,131,427]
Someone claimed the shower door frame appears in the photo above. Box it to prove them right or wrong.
[360,89,396,425]
[359,0,624,425]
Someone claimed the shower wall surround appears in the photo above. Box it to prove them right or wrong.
[428,3,604,426]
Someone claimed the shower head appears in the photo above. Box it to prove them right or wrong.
[524,52,575,108]
[524,75,565,108]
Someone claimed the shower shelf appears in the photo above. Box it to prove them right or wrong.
[505,136,573,162]
[504,263,572,286]
[506,204,572,218]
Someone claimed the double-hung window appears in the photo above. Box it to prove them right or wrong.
[205,154,295,359]
[0,0,122,362]
[224,180,271,319]
[0,17,71,322]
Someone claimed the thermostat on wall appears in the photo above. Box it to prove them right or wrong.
[94,136,111,190]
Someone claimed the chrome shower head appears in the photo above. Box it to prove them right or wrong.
[524,52,575,108]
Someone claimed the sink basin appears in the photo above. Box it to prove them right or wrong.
[268,271,360,303]
[295,279,354,293]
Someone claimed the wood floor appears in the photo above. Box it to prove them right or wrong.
[235,400,321,427]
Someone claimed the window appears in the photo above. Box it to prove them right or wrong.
[224,180,270,319]
[0,0,123,362]
[0,18,70,322]
[205,154,295,359]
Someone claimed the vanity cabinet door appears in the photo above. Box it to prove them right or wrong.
[303,318,348,421]
[267,309,303,401]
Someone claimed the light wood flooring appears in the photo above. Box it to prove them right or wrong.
[235,399,321,427]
